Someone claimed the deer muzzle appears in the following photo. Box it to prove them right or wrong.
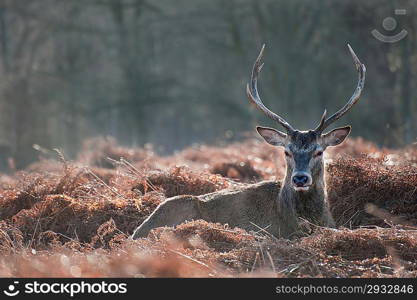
[291,172,312,191]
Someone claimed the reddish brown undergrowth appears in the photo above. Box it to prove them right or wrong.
[0,136,417,277]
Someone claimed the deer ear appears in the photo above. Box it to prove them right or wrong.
[256,126,287,147]
[321,126,351,147]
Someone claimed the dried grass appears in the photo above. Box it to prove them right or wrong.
[0,136,416,277]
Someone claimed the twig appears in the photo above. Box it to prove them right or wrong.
[168,249,217,273]
[250,252,259,273]
[249,221,278,241]
[266,250,276,274]
[85,167,127,200]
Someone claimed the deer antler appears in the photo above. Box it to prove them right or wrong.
[315,44,366,133]
[246,44,295,133]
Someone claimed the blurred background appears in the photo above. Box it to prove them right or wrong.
[0,0,416,169]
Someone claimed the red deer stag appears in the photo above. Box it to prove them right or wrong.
[132,44,366,239]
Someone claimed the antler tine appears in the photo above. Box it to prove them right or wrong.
[246,44,295,133]
[315,109,327,131]
[315,44,366,133]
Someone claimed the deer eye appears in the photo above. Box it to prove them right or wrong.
[284,151,292,157]
[315,151,323,157]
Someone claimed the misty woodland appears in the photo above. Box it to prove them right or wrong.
[0,0,417,278]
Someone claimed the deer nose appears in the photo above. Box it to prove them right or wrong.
[292,174,310,187]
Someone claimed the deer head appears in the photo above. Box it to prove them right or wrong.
[247,44,366,192]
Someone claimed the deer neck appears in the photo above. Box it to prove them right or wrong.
[279,161,326,217]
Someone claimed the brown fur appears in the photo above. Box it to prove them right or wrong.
[133,132,340,241]
[132,170,334,240]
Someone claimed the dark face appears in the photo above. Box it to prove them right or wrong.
[256,126,351,192]
[284,130,323,191]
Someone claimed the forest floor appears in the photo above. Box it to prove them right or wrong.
[1,136,417,277]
